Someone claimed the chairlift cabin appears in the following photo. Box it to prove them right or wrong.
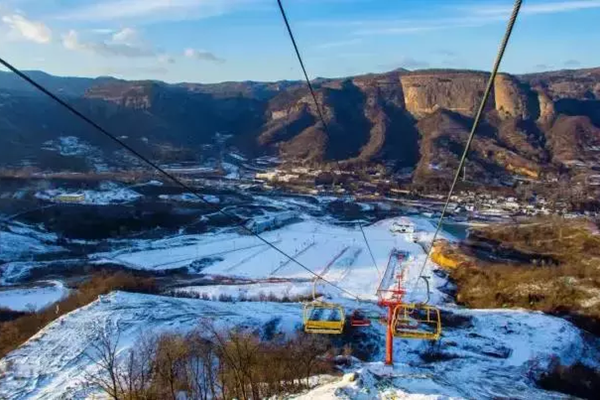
[349,309,371,327]
[392,303,441,340]
[303,301,345,334]
[303,276,346,334]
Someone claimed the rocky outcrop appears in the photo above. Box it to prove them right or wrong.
[520,68,600,100]
[400,71,490,118]
[536,88,556,124]
[494,74,530,120]
[85,82,156,109]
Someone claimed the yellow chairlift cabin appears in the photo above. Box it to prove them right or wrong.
[392,303,441,340]
[303,276,345,335]
[378,253,442,343]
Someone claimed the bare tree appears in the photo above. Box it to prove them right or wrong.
[120,333,156,400]
[85,324,123,400]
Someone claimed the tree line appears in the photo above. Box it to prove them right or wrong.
[85,322,345,400]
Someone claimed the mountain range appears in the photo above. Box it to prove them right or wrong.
[1,67,600,186]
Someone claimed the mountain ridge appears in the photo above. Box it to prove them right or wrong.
[1,67,600,187]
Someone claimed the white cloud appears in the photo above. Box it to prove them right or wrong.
[62,28,155,58]
[308,1,600,38]
[473,0,600,16]
[314,38,362,50]
[2,14,52,43]
[307,14,506,37]
[89,28,115,34]
[54,0,256,23]
[111,27,139,45]
[184,48,224,63]
[62,30,81,50]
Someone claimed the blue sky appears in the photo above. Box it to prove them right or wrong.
[0,0,599,83]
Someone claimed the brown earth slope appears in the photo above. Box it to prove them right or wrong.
[432,217,600,334]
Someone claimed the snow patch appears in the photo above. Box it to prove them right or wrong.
[222,162,240,179]
[42,136,94,157]
[158,193,219,204]
[0,281,68,311]
[35,184,142,205]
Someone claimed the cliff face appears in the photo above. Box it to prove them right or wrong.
[257,67,600,185]
[399,71,490,118]
[494,74,533,120]
[1,67,600,186]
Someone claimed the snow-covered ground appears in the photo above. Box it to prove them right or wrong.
[0,281,68,311]
[158,193,220,203]
[0,260,83,286]
[41,136,109,172]
[1,215,598,399]
[0,222,65,264]
[35,182,142,205]
[91,217,432,301]
[0,292,303,399]
[173,281,314,301]
[222,161,240,179]
[41,136,95,157]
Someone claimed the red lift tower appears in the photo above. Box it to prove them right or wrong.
[376,249,443,365]
[377,250,407,365]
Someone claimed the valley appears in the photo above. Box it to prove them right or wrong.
[1,68,600,197]
[1,175,600,398]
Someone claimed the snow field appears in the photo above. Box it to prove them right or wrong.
[174,281,314,301]
[0,281,69,312]
[35,182,142,205]
[93,217,425,301]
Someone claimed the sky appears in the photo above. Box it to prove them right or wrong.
[0,0,599,83]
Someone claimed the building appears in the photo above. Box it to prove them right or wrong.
[55,193,86,203]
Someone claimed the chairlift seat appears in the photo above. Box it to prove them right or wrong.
[350,309,371,327]
[303,301,345,334]
[392,303,441,340]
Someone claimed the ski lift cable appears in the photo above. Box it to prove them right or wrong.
[276,0,381,276]
[0,57,364,302]
[411,0,523,297]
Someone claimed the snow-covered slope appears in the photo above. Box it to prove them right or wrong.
[0,281,68,311]
[91,217,439,302]
[1,291,596,399]
[0,291,302,399]
[0,222,65,269]
[1,216,598,399]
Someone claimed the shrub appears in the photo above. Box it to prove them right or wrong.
[537,360,600,400]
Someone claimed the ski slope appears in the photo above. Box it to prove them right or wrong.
[0,222,64,263]
[1,215,598,399]
[92,216,437,301]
